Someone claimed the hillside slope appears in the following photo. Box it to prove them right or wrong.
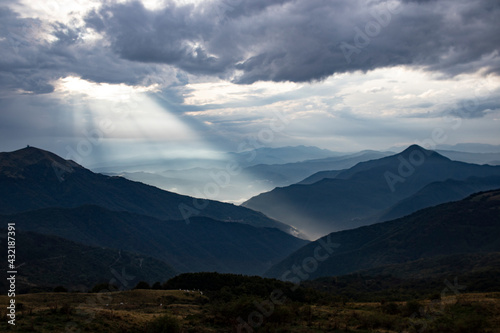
[1,205,308,275]
[0,230,177,293]
[265,189,500,280]
[378,175,500,222]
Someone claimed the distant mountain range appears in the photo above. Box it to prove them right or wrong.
[0,147,296,235]
[436,150,500,166]
[227,145,342,166]
[436,143,500,154]
[0,147,308,277]
[106,150,390,204]
[265,189,500,280]
[96,145,500,204]
[91,145,342,173]
[243,145,500,238]
[388,143,500,154]
[242,150,391,188]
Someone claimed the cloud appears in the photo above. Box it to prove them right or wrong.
[0,4,182,95]
[1,0,499,163]
[0,6,55,94]
[2,0,499,95]
[447,95,500,119]
[84,0,500,84]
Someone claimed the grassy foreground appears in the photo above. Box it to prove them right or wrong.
[1,290,500,332]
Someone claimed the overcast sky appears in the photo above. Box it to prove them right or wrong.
[1,0,499,166]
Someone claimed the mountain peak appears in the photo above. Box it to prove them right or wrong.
[0,146,82,179]
[403,143,424,150]
[400,144,428,154]
[398,144,450,161]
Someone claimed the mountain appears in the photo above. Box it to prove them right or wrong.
[435,143,500,154]
[265,189,500,280]
[243,145,500,239]
[103,150,391,204]
[91,145,340,173]
[242,150,391,188]
[0,229,177,293]
[0,147,298,236]
[298,170,343,185]
[378,175,500,222]
[0,205,308,275]
[436,150,500,165]
[388,143,500,154]
[304,252,500,302]
[91,157,229,174]
[356,252,500,280]
[110,171,193,191]
[300,156,500,185]
[226,145,341,166]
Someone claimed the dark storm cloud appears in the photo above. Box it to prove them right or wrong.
[0,7,55,94]
[86,2,218,72]
[83,0,500,83]
[449,93,500,119]
[1,0,499,95]
[0,4,175,95]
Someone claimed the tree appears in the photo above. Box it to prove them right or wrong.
[134,281,151,290]
[53,286,68,293]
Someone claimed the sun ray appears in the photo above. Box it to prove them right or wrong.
[52,76,218,166]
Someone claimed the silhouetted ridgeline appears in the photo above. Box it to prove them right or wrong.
[244,145,500,238]
[266,189,500,280]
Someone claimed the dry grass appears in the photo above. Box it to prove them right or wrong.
[1,291,500,332]
[0,290,207,332]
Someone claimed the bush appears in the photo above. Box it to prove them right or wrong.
[60,303,74,315]
[134,281,151,290]
[429,292,441,301]
[382,302,400,315]
[146,314,182,333]
[17,302,25,311]
[404,300,422,317]
[53,286,68,293]
[90,282,118,293]
[269,305,294,324]
[359,312,401,330]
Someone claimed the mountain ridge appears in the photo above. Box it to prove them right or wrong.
[243,145,500,238]
[0,146,299,236]
[0,229,177,293]
[265,189,500,280]
[0,204,308,275]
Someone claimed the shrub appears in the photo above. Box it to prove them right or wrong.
[359,312,401,330]
[134,281,151,290]
[146,314,182,333]
[404,300,423,317]
[60,303,74,315]
[269,305,294,324]
[382,302,400,315]
[53,286,68,293]
[17,302,25,311]
[90,282,118,293]
[429,292,441,301]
